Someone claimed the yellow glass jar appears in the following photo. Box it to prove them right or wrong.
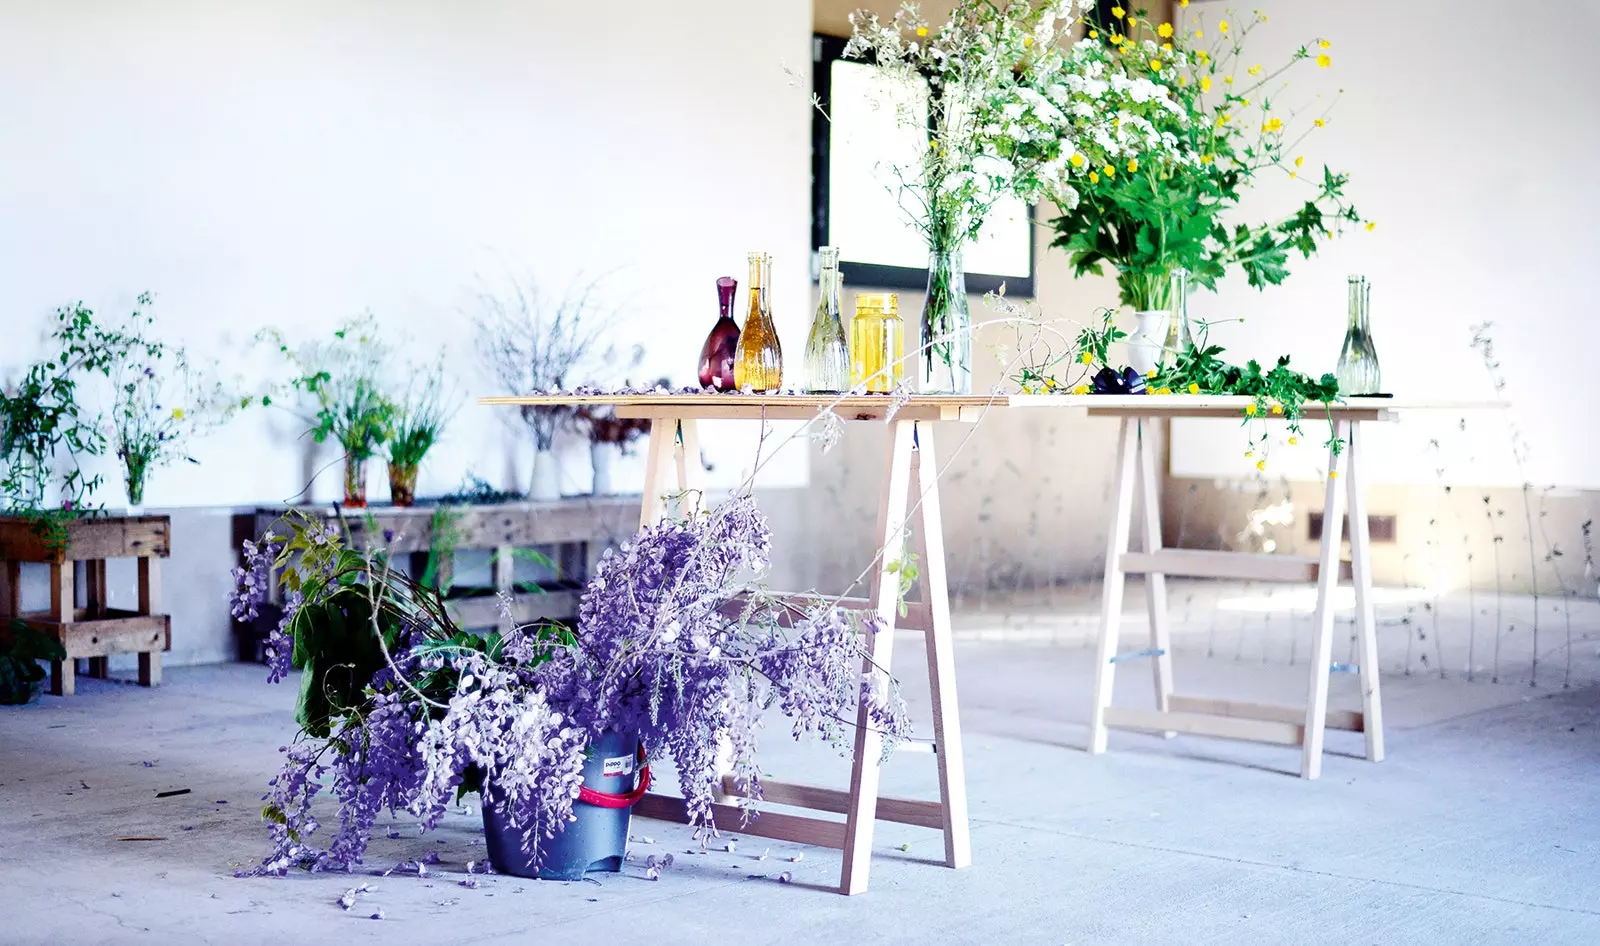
[850,292,904,394]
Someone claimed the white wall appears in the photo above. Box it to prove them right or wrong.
[1172,0,1600,489]
[0,0,815,507]
[0,0,814,665]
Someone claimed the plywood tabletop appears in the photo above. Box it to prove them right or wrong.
[477,392,1506,422]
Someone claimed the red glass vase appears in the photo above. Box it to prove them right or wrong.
[697,276,740,391]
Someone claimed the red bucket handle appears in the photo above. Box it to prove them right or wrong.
[577,745,651,809]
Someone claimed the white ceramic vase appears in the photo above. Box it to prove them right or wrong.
[530,448,561,502]
[590,442,619,496]
[1127,309,1172,377]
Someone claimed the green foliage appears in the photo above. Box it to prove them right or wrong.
[1049,9,1367,309]
[0,620,68,705]
[1,300,149,518]
[386,359,456,471]
[263,313,395,463]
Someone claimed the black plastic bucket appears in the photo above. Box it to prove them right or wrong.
[482,731,647,881]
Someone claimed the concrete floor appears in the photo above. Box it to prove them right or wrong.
[3,639,1598,945]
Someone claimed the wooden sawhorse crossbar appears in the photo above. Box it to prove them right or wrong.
[1088,407,1385,779]
[573,395,979,895]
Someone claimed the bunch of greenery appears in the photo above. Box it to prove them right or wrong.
[263,313,395,466]
[0,620,68,705]
[109,295,259,506]
[1048,5,1369,310]
[385,358,457,475]
[1,299,151,529]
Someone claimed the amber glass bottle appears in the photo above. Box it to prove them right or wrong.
[734,252,783,392]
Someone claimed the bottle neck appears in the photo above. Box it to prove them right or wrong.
[1347,280,1370,330]
[818,263,841,318]
[747,260,764,321]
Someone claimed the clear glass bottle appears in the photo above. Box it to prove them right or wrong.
[919,244,971,394]
[850,292,904,394]
[1336,275,1381,396]
[1170,268,1196,353]
[804,247,849,393]
[697,276,740,391]
[734,252,783,392]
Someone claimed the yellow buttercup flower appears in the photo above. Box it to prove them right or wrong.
[1241,98,1251,106]
[916,26,928,37]
[1317,54,1332,68]
[1023,36,1034,47]
[1156,387,1172,395]
[1288,171,1297,179]
[1263,117,1283,133]
[1162,42,1173,51]
[1314,118,1327,128]
[1200,153,1215,164]
[1224,76,1234,85]
[171,407,186,420]
[1072,384,1091,395]
[1127,158,1139,172]
[1080,351,1094,364]
[1146,369,1157,378]
[1111,5,1124,17]
[1256,459,1266,472]
[1111,32,1124,44]
[1187,382,1200,394]
[1219,19,1230,33]
[1103,164,1116,177]
[1178,74,1188,86]
[1179,0,1190,7]
[1089,28,1098,38]
[1069,153,1086,168]
[1200,76,1212,92]
[1126,17,1136,29]
[1150,58,1163,70]
[1195,30,1204,40]
[1244,450,1254,458]
[1366,221,1377,232]
[1294,155,1304,167]
[1088,171,1100,183]
[1158,22,1174,38]
[1319,39,1331,49]
[1245,403,1258,416]
[1329,470,1339,479]
[1248,64,1262,75]
[1271,404,1283,415]
[1195,48,1208,60]
[1288,436,1298,445]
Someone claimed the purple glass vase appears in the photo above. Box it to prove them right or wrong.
[698,276,741,391]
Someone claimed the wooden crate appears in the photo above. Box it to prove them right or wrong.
[0,515,171,696]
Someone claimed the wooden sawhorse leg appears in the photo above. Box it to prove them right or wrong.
[1088,418,1174,753]
[1088,415,1383,779]
[630,416,970,895]
[49,561,76,696]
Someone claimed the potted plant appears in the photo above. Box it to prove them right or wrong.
[842,0,1185,393]
[2,299,144,529]
[474,276,623,502]
[231,494,909,878]
[263,313,394,507]
[1045,7,1369,362]
[106,294,258,511]
[0,619,68,705]
[385,359,456,507]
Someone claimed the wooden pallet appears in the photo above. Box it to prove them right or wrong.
[0,515,171,695]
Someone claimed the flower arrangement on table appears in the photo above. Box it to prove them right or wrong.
[2,300,151,519]
[230,494,909,875]
[1046,6,1369,315]
[384,357,457,507]
[842,0,1186,395]
[108,295,258,508]
[1011,305,1341,463]
[262,313,398,508]
[475,275,634,500]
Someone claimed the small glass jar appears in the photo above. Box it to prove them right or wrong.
[850,292,904,394]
